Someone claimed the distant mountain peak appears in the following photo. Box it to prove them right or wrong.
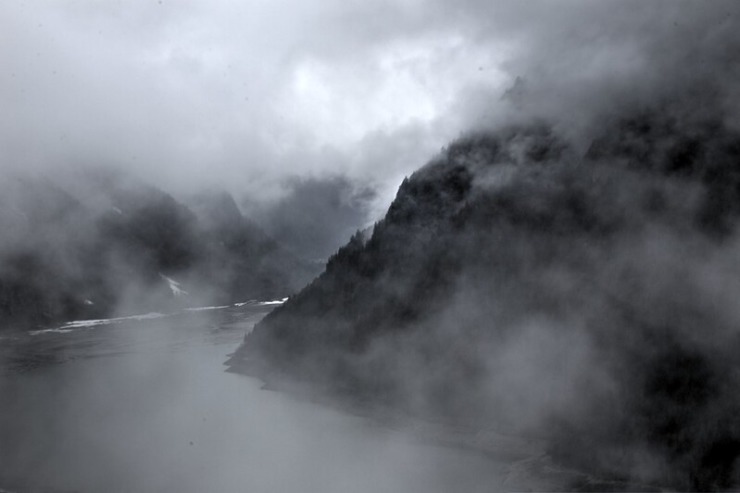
[0,170,320,329]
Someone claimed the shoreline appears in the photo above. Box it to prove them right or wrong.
[226,356,667,492]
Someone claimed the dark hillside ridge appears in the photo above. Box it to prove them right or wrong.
[0,173,318,330]
[231,116,740,491]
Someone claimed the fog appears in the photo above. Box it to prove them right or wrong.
[5,1,737,226]
[3,1,740,491]
[243,175,376,260]
[0,308,514,493]
[7,1,734,210]
[2,0,500,209]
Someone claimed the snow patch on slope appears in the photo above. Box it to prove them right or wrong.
[160,274,188,297]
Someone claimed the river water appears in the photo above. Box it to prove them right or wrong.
[0,303,512,493]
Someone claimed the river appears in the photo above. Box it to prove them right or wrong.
[0,302,515,493]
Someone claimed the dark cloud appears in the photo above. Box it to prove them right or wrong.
[0,0,496,207]
[443,1,740,141]
[3,1,740,490]
[2,1,738,224]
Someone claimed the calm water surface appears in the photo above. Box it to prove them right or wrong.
[0,304,508,493]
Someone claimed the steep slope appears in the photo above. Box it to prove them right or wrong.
[187,190,320,301]
[232,118,740,490]
[0,171,318,330]
[0,176,109,328]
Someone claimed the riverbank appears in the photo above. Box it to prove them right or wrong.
[227,356,668,492]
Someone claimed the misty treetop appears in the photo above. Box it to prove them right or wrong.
[234,108,740,490]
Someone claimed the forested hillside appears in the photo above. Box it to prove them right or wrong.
[233,111,740,490]
[0,171,318,329]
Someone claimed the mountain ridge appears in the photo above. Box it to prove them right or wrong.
[231,113,740,490]
[0,170,319,330]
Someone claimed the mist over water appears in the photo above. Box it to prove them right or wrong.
[0,305,512,493]
[3,1,740,491]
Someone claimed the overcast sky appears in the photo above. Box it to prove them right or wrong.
[2,1,738,214]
